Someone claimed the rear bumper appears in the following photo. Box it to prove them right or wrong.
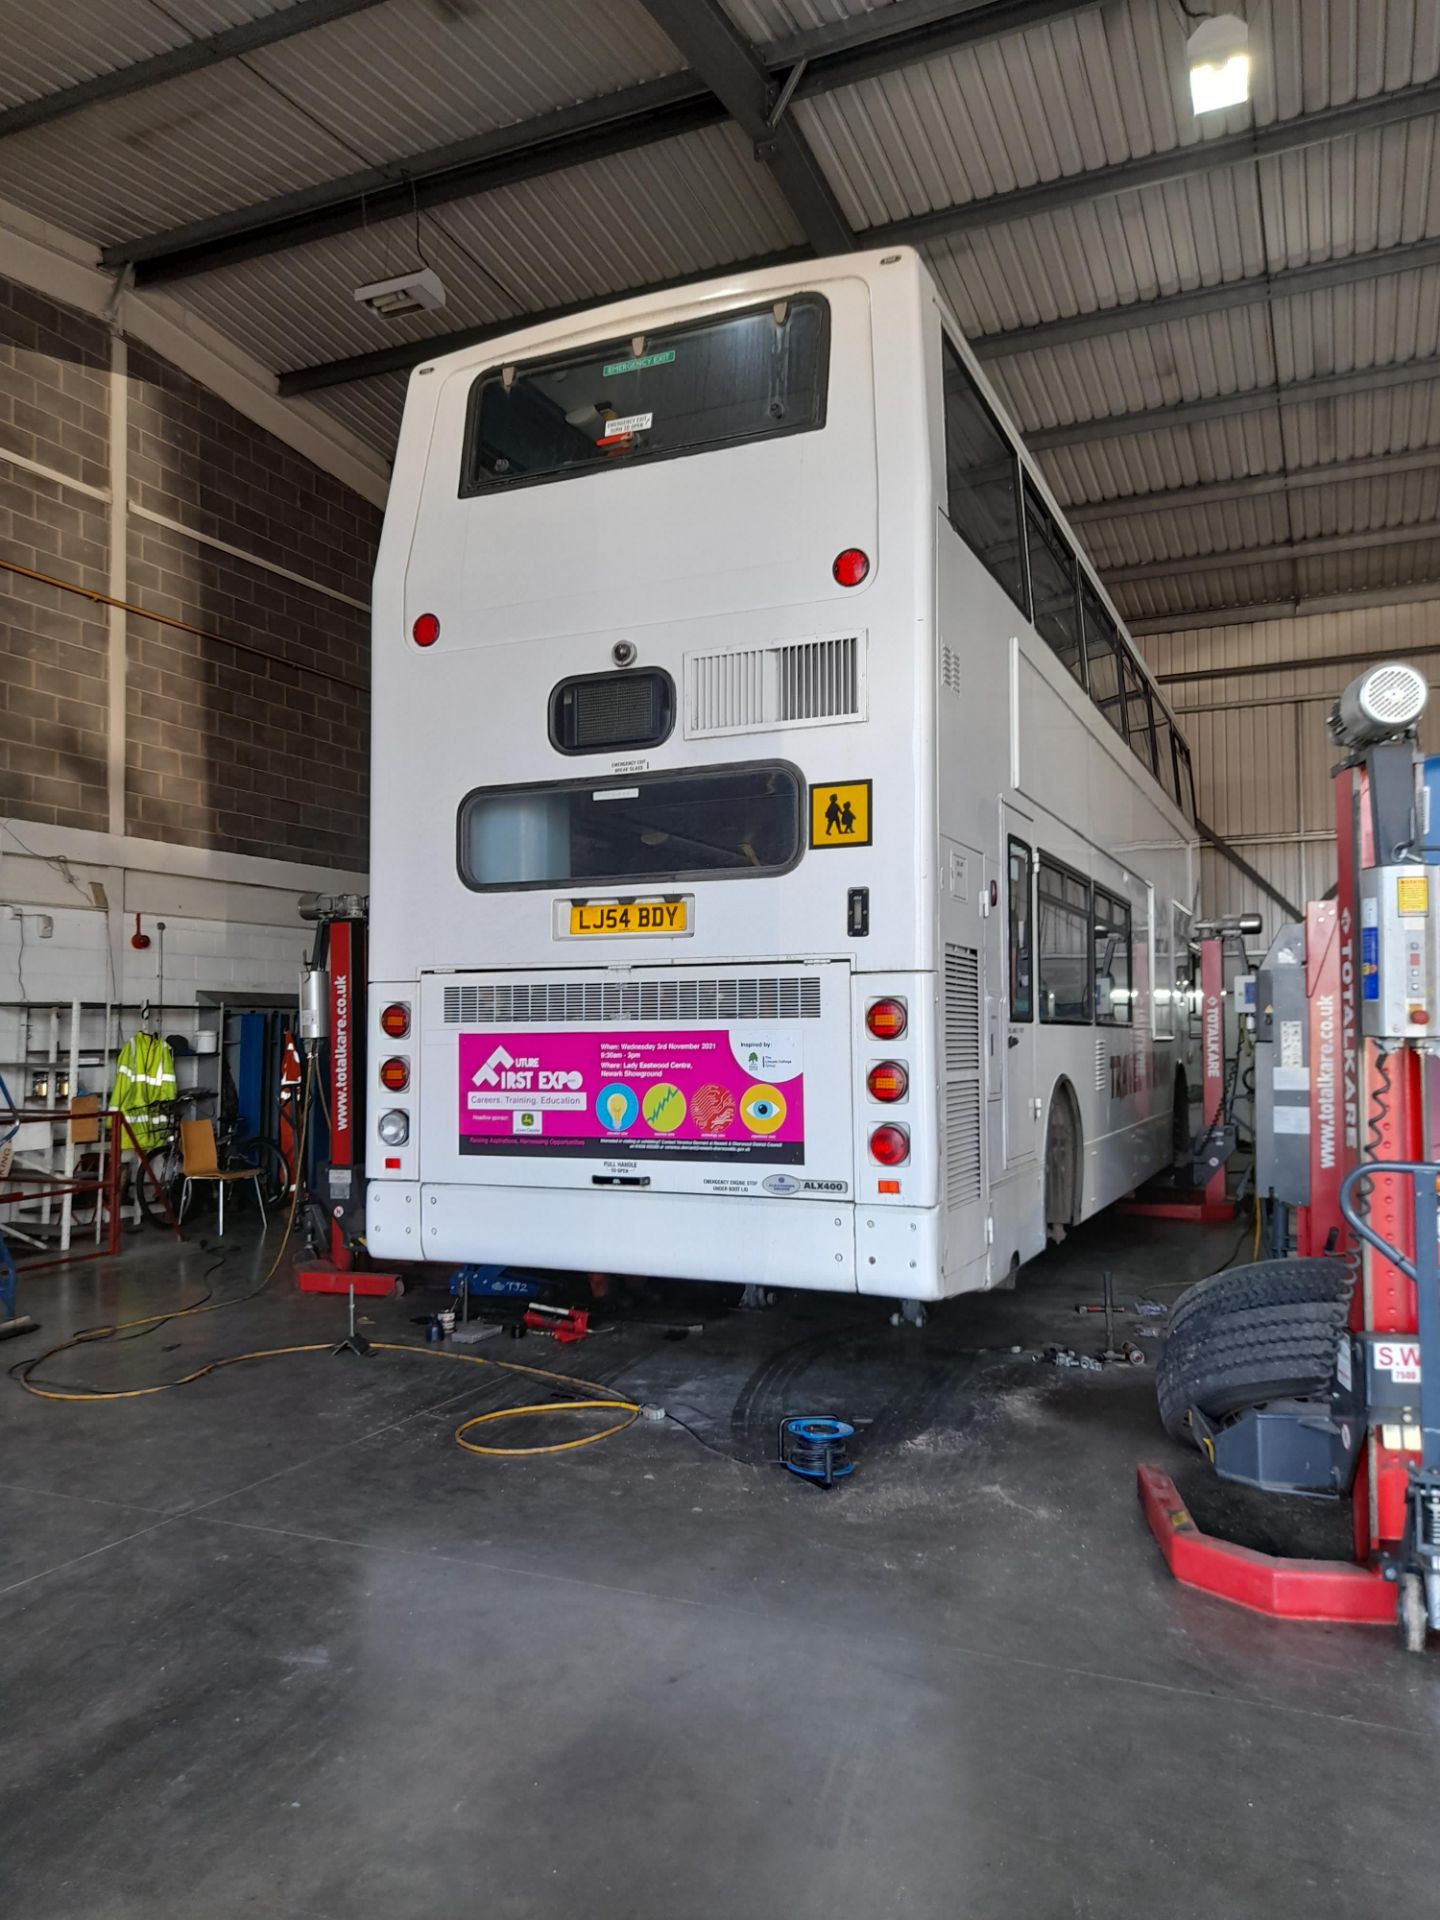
[368,1180,946,1298]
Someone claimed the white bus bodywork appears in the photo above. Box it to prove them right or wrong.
[366,249,1198,1301]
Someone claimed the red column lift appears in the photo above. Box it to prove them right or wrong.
[293,897,401,1299]
[1140,662,1440,1642]
[1121,929,1240,1224]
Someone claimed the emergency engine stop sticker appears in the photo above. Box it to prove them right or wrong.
[459,1030,804,1163]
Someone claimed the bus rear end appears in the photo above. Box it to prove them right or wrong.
[366,251,951,1298]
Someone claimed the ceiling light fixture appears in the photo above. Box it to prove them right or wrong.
[353,267,447,318]
[1187,11,1250,115]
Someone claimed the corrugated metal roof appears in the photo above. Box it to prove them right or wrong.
[724,0,902,42]
[1041,378,1440,510]
[0,65,363,236]
[0,0,1437,635]
[0,0,283,108]
[1111,535,1440,623]
[242,0,684,168]
[0,0,684,243]
[176,121,803,378]
[303,369,409,458]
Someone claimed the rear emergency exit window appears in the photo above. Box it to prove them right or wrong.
[457,762,803,891]
[460,296,830,494]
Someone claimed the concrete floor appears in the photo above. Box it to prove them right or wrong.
[2,1212,1437,1919]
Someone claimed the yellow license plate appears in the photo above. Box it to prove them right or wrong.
[569,900,689,936]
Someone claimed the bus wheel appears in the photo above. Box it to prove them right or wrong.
[1044,1087,1080,1244]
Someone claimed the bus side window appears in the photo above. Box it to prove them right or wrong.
[1008,838,1033,1021]
[940,336,1027,615]
[1023,480,1084,686]
[1080,584,1127,740]
[1037,857,1091,1024]
[1153,709,1181,808]
[1175,738,1198,823]
[1094,888,1133,1026]
[1154,889,1174,1039]
[1122,655,1158,777]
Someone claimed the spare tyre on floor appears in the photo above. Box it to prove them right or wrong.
[1156,1256,1354,1445]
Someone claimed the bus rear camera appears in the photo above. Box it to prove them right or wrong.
[612,640,638,667]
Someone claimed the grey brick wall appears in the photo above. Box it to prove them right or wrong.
[126,520,369,866]
[127,345,380,605]
[0,280,110,829]
[0,273,381,866]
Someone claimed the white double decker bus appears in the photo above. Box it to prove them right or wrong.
[365,248,1198,1306]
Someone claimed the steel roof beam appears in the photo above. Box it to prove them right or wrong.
[1026,357,1440,451]
[637,0,853,254]
[278,248,814,394]
[277,90,1440,393]
[0,0,389,139]
[974,230,1440,363]
[1068,449,1440,524]
[1105,521,1440,585]
[881,77,1440,260]
[108,0,1097,285]
[1136,581,1440,640]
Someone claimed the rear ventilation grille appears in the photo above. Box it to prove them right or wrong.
[687,634,863,737]
[941,644,962,693]
[1095,1037,1107,1092]
[944,942,983,1210]
[944,945,981,1073]
[945,1083,983,1208]
[443,976,823,1025]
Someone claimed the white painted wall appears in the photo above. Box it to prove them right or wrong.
[0,821,366,1112]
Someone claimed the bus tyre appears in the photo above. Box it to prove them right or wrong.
[1155,1257,1353,1444]
[1164,1256,1352,1344]
[1044,1087,1080,1244]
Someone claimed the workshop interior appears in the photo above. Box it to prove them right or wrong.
[3,4,1440,1916]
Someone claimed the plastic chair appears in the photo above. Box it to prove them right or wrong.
[179,1120,266,1236]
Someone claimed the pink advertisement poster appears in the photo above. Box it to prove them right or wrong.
[458,1029,805,1163]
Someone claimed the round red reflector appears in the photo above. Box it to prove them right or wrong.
[867,1061,909,1103]
[379,1056,410,1093]
[832,548,870,587]
[380,1001,411,1040]
[870,1123,910,1167]
[412,612,440,647]
[866,997,908,1041]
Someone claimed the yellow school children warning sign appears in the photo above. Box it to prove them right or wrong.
[809,780,872,848]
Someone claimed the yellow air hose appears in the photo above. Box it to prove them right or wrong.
[13,1055,640,1456]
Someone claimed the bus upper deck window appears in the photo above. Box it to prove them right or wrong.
[460,296,830,495]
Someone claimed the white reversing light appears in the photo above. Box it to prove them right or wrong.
[1187,13,1250,115]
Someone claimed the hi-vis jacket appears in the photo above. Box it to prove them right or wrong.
[110,1032,176,1150]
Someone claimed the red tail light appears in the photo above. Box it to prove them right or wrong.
[379,1056,410,1093]
[869,1123,910,1166]
[832,548,870,587]
[866,997,907,1040]
[380,1001,411,1039]
[412,612,440,647]
[867,1061,908,1103]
